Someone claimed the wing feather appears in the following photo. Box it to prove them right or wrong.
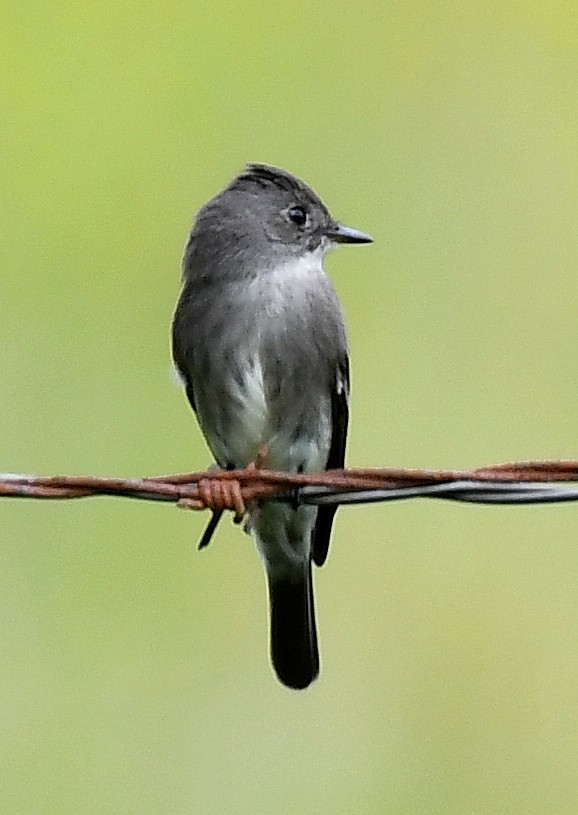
[311,358,349,567]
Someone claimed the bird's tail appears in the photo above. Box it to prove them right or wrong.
[267,562,319,690]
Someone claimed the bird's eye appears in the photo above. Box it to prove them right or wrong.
[287,205,308,227]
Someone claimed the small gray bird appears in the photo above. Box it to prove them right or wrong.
[172,163,372,689]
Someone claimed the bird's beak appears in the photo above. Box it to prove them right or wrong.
[326,223,373,244]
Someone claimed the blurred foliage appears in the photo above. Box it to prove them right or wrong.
[2,1,578,813]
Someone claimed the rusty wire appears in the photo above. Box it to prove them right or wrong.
[2,460,578,513]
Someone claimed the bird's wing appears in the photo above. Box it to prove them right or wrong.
[171,291,198,416]
[311,357,349,567]
[183,380,197,414]
[173,332,225,550]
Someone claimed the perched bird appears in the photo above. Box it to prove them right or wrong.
[172,163,372,689]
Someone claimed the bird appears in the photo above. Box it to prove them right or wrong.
[171,163,372,689]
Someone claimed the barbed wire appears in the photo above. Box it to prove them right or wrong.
[2,461,578,516]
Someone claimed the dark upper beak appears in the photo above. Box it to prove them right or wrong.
[326,222,373,244]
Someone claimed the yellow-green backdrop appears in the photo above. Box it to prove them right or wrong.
[2,2,578,813]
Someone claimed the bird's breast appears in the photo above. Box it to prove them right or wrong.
[194,259,336,472]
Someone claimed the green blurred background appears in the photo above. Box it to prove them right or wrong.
[2,2,578,812]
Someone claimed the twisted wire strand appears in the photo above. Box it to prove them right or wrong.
[2,460,578,510]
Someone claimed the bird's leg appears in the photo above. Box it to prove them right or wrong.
[254,445,269,471]
[242,445,269,535]
[183,448,269,546]
[184,464,245,550]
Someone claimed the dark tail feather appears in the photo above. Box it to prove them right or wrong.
[267,564,319,690]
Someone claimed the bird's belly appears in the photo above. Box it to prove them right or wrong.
[197,355,330,473]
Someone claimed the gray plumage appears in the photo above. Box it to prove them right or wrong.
[172,163,371,689]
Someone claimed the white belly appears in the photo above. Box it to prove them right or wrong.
[197,350,330,474]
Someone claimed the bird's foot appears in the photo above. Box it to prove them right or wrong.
[180,450,269,548]
[177,463,246,549]
[239,446,268,534]
[195,476,246,548]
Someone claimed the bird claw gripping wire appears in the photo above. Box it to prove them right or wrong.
[179,476,247,550]
[181,448,270,550]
